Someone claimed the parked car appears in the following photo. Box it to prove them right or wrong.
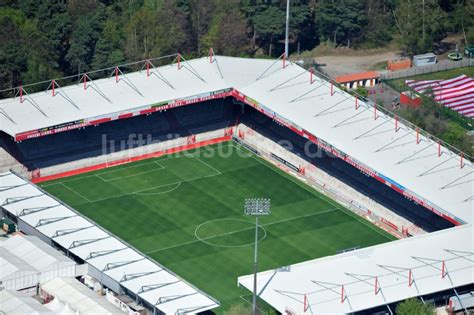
[448,52,463,61]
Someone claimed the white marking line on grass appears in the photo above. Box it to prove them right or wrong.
[233,143,394,241]
[84,163,222,203]
[42,147,226,202]
[40,144,231,188]
[133,182,182,196]
[191,156,222,176]
[60,183,94,203]
[195,218,268,248]
[97,161,165,182]
[87,172,221,202]
[145,207,340,254]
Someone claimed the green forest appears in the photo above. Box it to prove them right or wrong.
[0,0,473,91]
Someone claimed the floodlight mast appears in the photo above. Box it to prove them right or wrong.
[285,0,290,58]
[244,198,271,315]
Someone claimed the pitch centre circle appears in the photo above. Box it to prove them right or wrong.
[194,218,267,248]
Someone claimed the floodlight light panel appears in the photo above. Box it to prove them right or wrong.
[244,198,271,215]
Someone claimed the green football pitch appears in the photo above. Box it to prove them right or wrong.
[39,141,395,312]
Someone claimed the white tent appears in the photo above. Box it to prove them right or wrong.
[0,290,52,315]
[41,277,124,315]
[0,235,76,291]
[2,235,75,271]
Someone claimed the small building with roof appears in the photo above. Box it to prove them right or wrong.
[335,71,381,89]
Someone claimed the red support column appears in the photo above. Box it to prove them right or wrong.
[52,80,55,97]
[209,48,214,63]
[283,54,286,69]
[310,68,314,84]
[442,260,446,278]
[178,54,181,70]
[460,152,464,169]
[83,74,87,90]
[146,60,150,77]
[438,141,441,157]
[19,85,23,103]
[416,128,420,144]
[304,294,308,312]
[341,285,345,303]
[374,277,378,295]
[408,269,412,287]
[395,115,399,132]
[355,96,359,110]
[330,80,334,96]
[115,66,119,83]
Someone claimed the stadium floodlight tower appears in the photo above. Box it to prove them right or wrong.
[244,198,271,315]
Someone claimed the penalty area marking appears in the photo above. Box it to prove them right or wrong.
[194,218,267,248]
[133,182,182,196]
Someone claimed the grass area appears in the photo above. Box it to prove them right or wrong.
[39,142,395,312]
[386,66,474,92]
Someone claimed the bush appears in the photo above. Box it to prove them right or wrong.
[355,86,368,100]
[395,298,434,315]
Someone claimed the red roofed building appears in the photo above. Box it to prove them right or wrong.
[335,71,380,89]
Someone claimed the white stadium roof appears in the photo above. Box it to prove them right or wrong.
[238,223,474,314]
[0,55,471,226]
[0,171,219,314]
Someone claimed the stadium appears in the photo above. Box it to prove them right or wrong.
[0,52,472,314]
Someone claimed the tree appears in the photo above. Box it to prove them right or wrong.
[189,0,214,55]
[316,0,366,47]
[287,1,315,54]
[0,10,26,92]
[362,0,394,48]
[395,298,434,315]
[393,0,447,55]
[124,0,190,61]
[252,5,285,56]
[92,20,124,69]
[199,0,248,56]
[65,5,107,73]
[0,7,59,92]
[450,0,474,46]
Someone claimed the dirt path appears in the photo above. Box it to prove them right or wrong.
[314,51,400,77]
